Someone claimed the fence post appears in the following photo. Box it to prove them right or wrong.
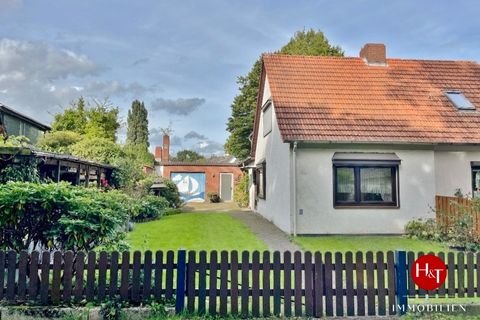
[176,249,187,314]
[395,250,408,315]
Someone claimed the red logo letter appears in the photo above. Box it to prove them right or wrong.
[411,254,447,291]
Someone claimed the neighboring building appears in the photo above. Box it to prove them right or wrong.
[155,135,242,202]
[0,147,115,187]
[0,104,51,143]
[250,43,480,235]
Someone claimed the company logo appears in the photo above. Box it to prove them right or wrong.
[411,254,447,290]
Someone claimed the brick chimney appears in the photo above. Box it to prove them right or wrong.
[154,146,163,161]
[360,43,387,65]
[162,134,170,162]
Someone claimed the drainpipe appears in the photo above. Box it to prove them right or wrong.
[292,141,298,236]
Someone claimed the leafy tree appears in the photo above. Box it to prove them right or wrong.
[173,149,205,162]
[51,97,120,141]
[225,29,344,158]
[52,97,88,134]
[83,100,120,141]
[69,137,125,165]
[127,100,149,147]
[36,130,82,153]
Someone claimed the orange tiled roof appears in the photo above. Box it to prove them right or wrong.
[260,54,480,144]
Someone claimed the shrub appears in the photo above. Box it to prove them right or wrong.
[208,192,220,203]
[36,130,82,153]
[0,182,129,252]
[405,218,442,241]
[234,173,249,208]
[159,179,182,208]
[131,195,169,222]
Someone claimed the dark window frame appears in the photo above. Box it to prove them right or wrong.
[333,164,399,208]
[472,165,480,199]
[256,162,266,200]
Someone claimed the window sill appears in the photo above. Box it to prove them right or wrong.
[334,205,400,210]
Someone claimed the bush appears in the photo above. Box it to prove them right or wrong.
[0,182,130,252]
[131,195,169,222]
[405,198,480,252]
[159,179,182,208]
[234,173,249,208]
[208,192,220,203]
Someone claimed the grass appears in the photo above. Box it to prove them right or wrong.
[127,212,267,252]
[294,235,451,253]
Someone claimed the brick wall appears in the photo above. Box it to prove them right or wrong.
[162,165,243,198]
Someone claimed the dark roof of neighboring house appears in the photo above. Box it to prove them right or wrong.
[252,53,480,155]
[0,146,115,169]
[0,104,51,131]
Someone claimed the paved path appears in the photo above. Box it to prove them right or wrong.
[229,210,302,252]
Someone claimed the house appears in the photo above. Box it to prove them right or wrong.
[154,134,242,202]
[0,104,51,143]
[249,43,480,235]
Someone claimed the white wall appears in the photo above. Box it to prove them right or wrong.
[295,145,436,234]
[253,77,292,233]
[434,147,480,197]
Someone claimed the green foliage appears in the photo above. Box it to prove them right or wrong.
[406,198,480,252]
[36,130,82,153]
[405,218,442,241]
[225,28,344,159]
[131,195,169,222]
[127,100,150,147]
[0,135,31,147]
[52,97,120,142]
[0,157,40,183]
[279,29,344,56]
[100,298,127,320]
[234,173,249,208]
[52,97,88,134]
[158,179,182,208]
[69,137,125,165]
[0,182,130,252]
[172,149,205,162]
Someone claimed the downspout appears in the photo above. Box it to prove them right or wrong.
[292,141,298,236]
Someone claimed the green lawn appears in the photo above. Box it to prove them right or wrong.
[294,235,451,253]
[127,212,267,252]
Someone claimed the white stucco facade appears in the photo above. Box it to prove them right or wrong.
[252,77,292,233]
[251,78,480,235]
[295,145,436,234]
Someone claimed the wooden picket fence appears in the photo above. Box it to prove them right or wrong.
[1,250,480,317]
[436,195,480,237]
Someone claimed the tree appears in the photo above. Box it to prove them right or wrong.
[36,130,82,153]
[126,100,150,147]
[69,137,125,165]
[52,97,88,134]
[225,29,344,159]
[173,149,205,162]
[51,97,120,142]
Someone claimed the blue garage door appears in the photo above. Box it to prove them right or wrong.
[171,172,206,202]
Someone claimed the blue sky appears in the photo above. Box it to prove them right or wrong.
[0,0,479,155]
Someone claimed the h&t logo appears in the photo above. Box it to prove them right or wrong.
[411,254,447,291]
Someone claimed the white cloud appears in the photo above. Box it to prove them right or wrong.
[0,38,157,123]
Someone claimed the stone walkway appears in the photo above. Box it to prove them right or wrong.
[229,210,302,252]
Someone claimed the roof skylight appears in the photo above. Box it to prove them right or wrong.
[445,90,476,110]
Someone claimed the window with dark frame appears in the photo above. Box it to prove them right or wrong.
[334,164,398,207]
[473,165,480,199]
[256,162,266,199]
